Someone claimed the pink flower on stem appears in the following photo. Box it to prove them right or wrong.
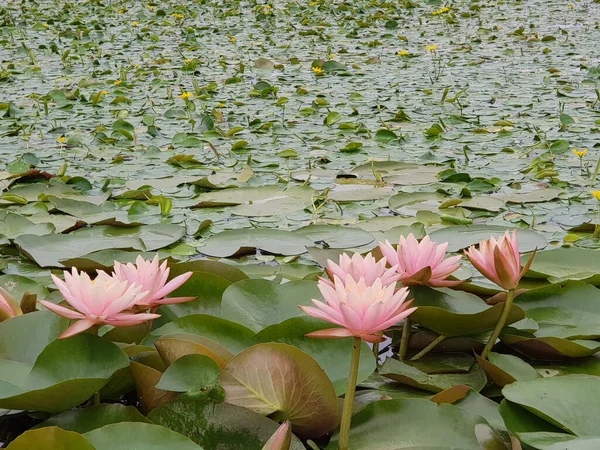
[379,234,462,287]
[464,230,535,291]
[324,252,400,287]
[39,268,159,338]
[112,255,194,309]
[300,275,416,343]
[0,287,21,322]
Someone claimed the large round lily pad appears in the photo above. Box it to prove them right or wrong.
[221,279,319,332]
[220,343,339,438]
[148,397,305,450]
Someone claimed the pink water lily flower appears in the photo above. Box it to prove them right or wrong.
[39,268,159,338]
[112,255,194,309]
[464,230,535,291]
[324,252,400,287]
[379,234,462,287]
[0,287,21,322]
[300,275,416,343]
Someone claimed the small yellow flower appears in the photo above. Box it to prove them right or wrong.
[100,90,109,95]
[118,9,125,14]
[592,191,600,201]
[148,4,154,10]
[569,3,574,9]
[426,44,437,51]
[265,4,271,8]
[184,58,192,63]
[171,13,184,19]
[43,23,49,28]
[328,54,336,59]
[217,103,226,108]
[573,149,588,158]
[228,36,237,43]
[179,92,194,100]
[114,79,122,85]
[497,26,502,31]
[132,21,138,27]
[134,63,140,68]
[312,66,323,74]
[57,137,67,143]
[397,49,409,56]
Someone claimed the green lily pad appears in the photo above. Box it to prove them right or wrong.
[0,212,55,240]
[380,358,488,393]
[294,224,374,249]
[500,329,600,359]
[502,375,600,436]
[0,334,130,412]
[0,311,67,364]
[499,399,564,435]
[221,279,319,333]
[0,274,49,302]
[476,352,539,387]
[14,233,144,268]
[35,404,149,433]
[148,397,305,450]
[255,317,376,395]
[513,282,600,339]
[6,427,96,450]
[523,248,600,285]
[84,422,203,450]
[409,286,525,337]
[518,432,600,450]
[326,398,487,449]
[164,272,233,318]
[148,314,255,354]
[200,229,313,257]
[168,260,248,283]
[220,343,339,438]
[156,354,221,393]
[428,225,547,253]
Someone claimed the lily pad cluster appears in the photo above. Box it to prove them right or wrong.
[2,0,600,448]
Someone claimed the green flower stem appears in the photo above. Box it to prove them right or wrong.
[339,337,361,450]
[481,289,516,359]
[410,334,445,361]
[372,341,379,366]
[399,318,411,360]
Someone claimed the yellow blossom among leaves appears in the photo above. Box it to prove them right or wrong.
[114,79,122,85]
[184,58,192,64]
[397,49,409,56]
[132,21,138,27]
[432,7,449,15]
[592,191,600,201]
[426,44,437,51]
[573,148,588,158]
[228,36,237,43]
[171,13,184,19]
[328,54,336,59]
[217,103,226,108]
[100,90,109,95]
[312,66,323,74]
[57,137,67,143]
[179,92,194,100]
